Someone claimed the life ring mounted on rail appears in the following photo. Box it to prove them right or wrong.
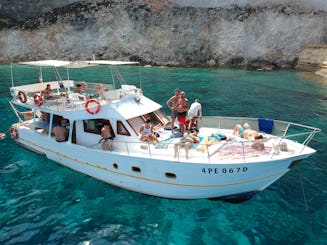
[85,99,101,114]
[33,93,44,107]
[18,91,27,103]
[10,127,19,139]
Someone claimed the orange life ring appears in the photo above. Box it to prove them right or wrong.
[33,93,44,106]
[18,91,27,103]
[10,127,19,139]
[85,99,101,114]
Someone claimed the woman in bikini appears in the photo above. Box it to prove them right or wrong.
[139,119,159,143]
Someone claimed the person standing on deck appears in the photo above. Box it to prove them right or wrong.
[166,88,181,132]
[176,91,189,136]
[188,98,202,119]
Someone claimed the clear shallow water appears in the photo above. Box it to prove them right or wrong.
[0,65,326,244]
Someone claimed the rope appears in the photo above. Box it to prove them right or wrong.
[297,166,318,242]
[86,142,102,148]
[298,166,308,210]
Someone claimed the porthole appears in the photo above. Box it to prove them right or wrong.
[113,163,118,169]
[132,166,141,173]
[165,172,176,179]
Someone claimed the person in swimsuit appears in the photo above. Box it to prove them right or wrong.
[52,120,68,142]
[176,91,189,136]
[74,83,84,93]
[99,121,114,151]
[41,84,61,99]
[174,128,200,159]
[185,116,198,134]
[18,108,34,121]
[166,88,181,132]
[233,123,262,140]
[139,119,159,143]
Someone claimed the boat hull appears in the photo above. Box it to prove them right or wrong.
[13,130,312,201]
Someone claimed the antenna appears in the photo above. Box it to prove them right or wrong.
[10,63,14,87]
[138,66,142,90]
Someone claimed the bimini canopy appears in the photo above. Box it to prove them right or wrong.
[19,60,72,67]
[84,61,139,66]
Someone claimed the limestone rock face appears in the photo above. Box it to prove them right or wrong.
[0,0,326,68]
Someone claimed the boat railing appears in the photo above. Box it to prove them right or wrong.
[199,116,320,147]
[91,139,257,163]
[89,130,319,163]
[97,117,320,162]
[14,113,320,163]
[11,81,142,112]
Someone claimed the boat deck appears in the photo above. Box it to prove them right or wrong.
[20,122,297,164]
[17,115,309,164]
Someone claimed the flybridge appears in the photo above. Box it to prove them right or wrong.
[11,59,141,88]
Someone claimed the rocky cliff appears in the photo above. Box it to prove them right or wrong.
[0,0,326,69]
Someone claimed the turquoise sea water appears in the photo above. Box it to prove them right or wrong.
[0,65,326,244]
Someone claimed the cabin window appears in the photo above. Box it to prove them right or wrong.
[117,121,131,136]
[52,114,64,126]
[153,109,170,126]
[51,115,70,141]
[113,163,118,169]
[83,119,102,134]
[83,119,115,137]
[40,111,50,123]
[144,112,161,130]
[33,110,50,133]
[143,110,168,131]
[126,109,169,136]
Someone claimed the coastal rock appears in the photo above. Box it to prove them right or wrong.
[0,0,326,69]
[296,46,327,77]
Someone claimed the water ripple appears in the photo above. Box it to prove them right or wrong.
[0,163,19,174]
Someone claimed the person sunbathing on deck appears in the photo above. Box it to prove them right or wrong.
[233,123,263,141]
[174,128,200,159]
[41,84,60,99]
